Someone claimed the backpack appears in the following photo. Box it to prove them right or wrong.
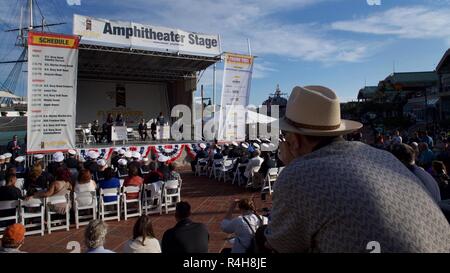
[242,214,263,254]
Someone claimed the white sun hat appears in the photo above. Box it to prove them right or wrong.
[97,159,107,167]
[87,151,99,160]
[158,155,169,163]
[280,86,362,136]
[199,143,207,149]
[118,149,126,155]
[53,152,64,163]
[118,159,128,166]
[241,142,249,149]
[132,151,141,159]
[261,143,270,152]
[124,151,132,158]
[15,156,25,163]
[3,153,12,159]
[33,154,44,160]
[253,143,260,149]
[68,149,77,156]
[231,141,238,147]
[0,155,5,160]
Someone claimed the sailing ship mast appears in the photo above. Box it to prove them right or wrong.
[0,0,66,95]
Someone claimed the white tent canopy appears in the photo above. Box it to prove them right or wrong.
[201,109,278,124]
[0,90,20,99]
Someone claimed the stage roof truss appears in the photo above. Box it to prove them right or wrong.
[77,43,221,83]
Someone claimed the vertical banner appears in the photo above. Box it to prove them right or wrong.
[27,32,80,153]
[218,53,254,141]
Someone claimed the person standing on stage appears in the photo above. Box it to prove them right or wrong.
[157,112,165,126]
[150,120,157,141]
[116,113,125,126]
[7,135,21,159]
[138,119,148,141]
[106,113,114,143]
[91,120,100,143]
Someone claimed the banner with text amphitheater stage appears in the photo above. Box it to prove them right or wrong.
[73,14,221,56]
[27,32,79,153]
[218,53,254,141]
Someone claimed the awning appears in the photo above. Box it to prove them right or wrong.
[77,44,221,82]
[0,90,20,99]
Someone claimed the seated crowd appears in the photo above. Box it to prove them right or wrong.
[0,148,183,232]
[190,138,283,191]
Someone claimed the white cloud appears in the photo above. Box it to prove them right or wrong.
[331,6,450,41]
[66,0,81,6]
[92,0,373,65]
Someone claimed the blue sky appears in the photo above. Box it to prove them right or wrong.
[1,0,450,104]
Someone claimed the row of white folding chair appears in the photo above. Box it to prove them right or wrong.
[218,159,236,183]
[73,191,97,229]
[232,163,248,186]
[0,198,46,237]
[261,167,279,195]
[261,167,285,196]
[195,158,209,176]
[209,159,224,179]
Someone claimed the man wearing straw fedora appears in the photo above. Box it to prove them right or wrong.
[265,86,450,253]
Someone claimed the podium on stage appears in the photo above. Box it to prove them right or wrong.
[156,124,170,140]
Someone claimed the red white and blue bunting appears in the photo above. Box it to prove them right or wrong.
[75,143,208,162]
[151,144,185,163]
[123,145,152,158]
[185,143,210,159]
[77,148,113,160]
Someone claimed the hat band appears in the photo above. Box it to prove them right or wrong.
[285,117,341,131]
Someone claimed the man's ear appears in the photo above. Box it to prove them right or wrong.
[292,134,302,151]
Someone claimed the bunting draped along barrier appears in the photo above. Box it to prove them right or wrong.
[151,144,185,163]
[77,147,113,160]
[125,145,152,158]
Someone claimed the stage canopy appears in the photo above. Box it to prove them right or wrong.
[77,44,221,82]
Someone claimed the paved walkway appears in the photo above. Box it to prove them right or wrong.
[20,171,272,253]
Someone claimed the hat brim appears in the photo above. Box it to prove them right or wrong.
[279,116,362,137]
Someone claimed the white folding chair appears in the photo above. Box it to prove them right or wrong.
[278,166,285,174]
[218,159,235,183]
[73,191,97,229]
[15,178,25,196]
[195,158,209,176]
[0,200,20,238]
[262,167,278,195]
[209,159,223,179]
[20,198,45,236]
[99,187,121,221]
[83,128,96,144]
[46,193,71,234]
[233,163,248,185]
[122,185,142,220]
[161,180,181,214]
[142,182,163,215]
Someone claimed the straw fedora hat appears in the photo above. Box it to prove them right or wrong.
[280,86,362,136]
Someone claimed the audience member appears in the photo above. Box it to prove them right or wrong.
[98,167,121,203]
[123,165,144,199]
[431,161,450,200]
[220,199,267,253]
[161,201,209,253]
[391,144,441,204]
[85,220,114,253]
[0,224,26,253]
[74,169,97,207]
[123,215,161,253]
[30,167,72,215]
[266,85,450,252]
